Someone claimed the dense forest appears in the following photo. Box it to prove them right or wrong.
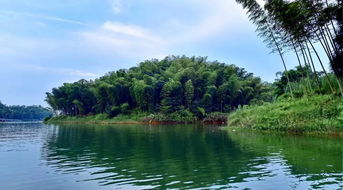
[0,101,52,121]
[46,56,272,119]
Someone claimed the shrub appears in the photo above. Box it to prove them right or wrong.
[43,116,52,122]
[142,110,195,123]
[120,103,130,114]
[193,107,206,119]
[109,106,120,117]
[169,110,195,122]
[228,95,343,134]
[203,112,228,123]
[94,113,109,120]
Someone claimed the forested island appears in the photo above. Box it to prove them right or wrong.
[46,56,272,124]
[0,101,52,121]
[45,55,342,133]
[46,0,342,134]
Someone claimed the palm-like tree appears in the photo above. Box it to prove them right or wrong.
[236,0,343,96]
[236,0,294,97]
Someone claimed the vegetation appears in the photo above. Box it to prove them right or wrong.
[273,65,341,97]
[235,0,343,97]
[0,101,52,121]
[45,1,342,131]
[228,95,343,134]
[223,0,343,133]
[46,56,272,123]
[226,65,342,134]
[46,112,148,124]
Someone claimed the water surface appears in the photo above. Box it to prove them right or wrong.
[0,123,342,189]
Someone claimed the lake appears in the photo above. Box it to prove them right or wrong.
[0,123,341,190]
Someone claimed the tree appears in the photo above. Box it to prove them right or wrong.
[184,80,194,108]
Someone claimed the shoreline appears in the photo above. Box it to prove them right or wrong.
[45,95,343,137]
[45,117,227,126]
[45,119,342,137]
[227,95,343,136]
[44,112,228,126]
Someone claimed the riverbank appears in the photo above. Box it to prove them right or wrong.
[46,95,343,135]
[45,112,228,125]
[227,95,343,135]
[45,113,147,125]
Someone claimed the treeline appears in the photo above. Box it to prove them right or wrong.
[0,101,52,121]
[46,56,272,119]
[236,0,343,97]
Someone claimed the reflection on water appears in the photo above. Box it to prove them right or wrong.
[0,123,342,190]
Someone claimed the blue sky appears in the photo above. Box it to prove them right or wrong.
[0,0,330,106]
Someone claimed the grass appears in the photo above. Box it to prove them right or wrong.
[46,112,149,124]
[227,95,343,134]
[46,110,228,125]
[46,111,198,124]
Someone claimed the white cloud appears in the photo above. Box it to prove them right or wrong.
[256,0,266,7]
[79,21,165,59]
[20,64,98,78]
[78,0,251,59]
[1,0,255,78]
[102,21,159,42]
[109,0,123,14]
[0,10,86,25]
[1,0,252,62]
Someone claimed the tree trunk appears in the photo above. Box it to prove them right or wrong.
[292,41,310,95]
[292,41,302,68]
[319,27,335,59]
[270,29,294,98]
[316,30,333,60]
[308,39,336,95]
[325,0,339,36]
[305,41,321,91]
[299,42,313,93]
[324,24,338,53]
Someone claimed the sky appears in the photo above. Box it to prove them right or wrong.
[0,0,330,106]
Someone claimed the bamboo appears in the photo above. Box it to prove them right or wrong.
[270,28,294,98]
[308,39,336,94]
[305,41,321,90]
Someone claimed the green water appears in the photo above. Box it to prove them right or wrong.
[0,123,341,189]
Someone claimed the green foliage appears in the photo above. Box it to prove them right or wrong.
[184,79,194,108]
[274,66,342,97]
[228,95,343,133]
[236,0,343,96]
[143,110,195,123]
[169,110,195,123]
[195,107,206,119]
[46,112,148,124]
[203,112,228,124]
[120,103,130,114]
[109,106,121,117]
[46,56,272,120]
[0,101,52,121]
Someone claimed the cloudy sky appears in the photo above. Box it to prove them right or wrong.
[0,0,328,106]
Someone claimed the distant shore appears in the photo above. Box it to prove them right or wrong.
[0,121,43,124]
